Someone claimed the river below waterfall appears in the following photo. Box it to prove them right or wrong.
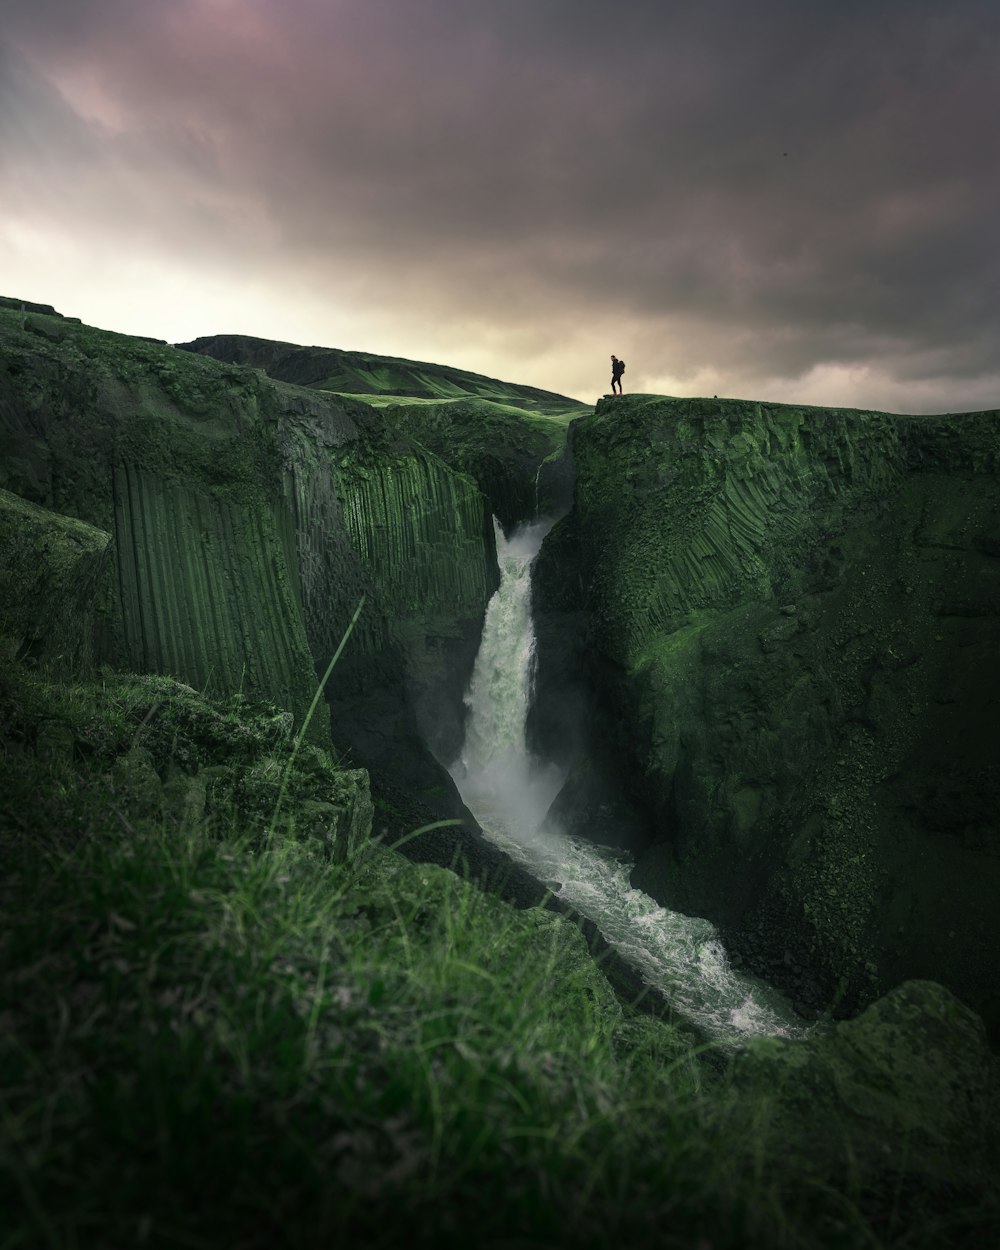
[450,517,813,1046]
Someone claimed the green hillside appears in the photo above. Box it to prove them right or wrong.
[178,333,587,419]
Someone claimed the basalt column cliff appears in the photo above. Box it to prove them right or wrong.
[531,394,1000,1038]
[0,302,505,866]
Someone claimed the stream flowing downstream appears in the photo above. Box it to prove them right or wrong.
[450,518,811,1045]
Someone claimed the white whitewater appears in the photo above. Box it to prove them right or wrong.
[451,517,811,1044]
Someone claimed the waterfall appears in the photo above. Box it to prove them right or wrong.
[451,517,812,1044]
[451,516,564,837]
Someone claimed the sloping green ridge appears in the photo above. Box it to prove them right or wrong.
[179,333,587,417]
[181,334,587,527]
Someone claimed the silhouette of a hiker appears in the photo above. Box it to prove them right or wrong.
[610,355,625,395]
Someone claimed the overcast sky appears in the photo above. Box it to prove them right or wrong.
[2,0,998,410]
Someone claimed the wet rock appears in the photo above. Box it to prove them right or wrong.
[296,771,374,862]
[544,755,651,853]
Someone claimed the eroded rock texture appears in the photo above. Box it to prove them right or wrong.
[735,980,1000,1193]
[0,487,112,675]
[181,333,586,532]
[0,304,505,871]
[531,395,1000,1036]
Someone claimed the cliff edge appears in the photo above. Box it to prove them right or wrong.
[532,393,1000,1037]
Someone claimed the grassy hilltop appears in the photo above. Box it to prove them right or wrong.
[177,331,585,416]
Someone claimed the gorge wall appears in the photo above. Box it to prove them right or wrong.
[181,333,586,531]
[531,394,1000,1038]
[0,302,524,881]
[6,300,998,1046]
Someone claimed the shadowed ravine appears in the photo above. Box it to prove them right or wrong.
[451,518,812,1044]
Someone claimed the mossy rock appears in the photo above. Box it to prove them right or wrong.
[532,395,1000,1031]
[0,661,375,858]
[0,487,112,675]
[734,980,1000,1190]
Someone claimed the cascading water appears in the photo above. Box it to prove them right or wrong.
[451,518,566,839]
[451,516,813,1044]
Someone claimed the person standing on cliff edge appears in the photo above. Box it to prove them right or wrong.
[610,354,625,395]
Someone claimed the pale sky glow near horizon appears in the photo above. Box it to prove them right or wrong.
[2,0,999,412]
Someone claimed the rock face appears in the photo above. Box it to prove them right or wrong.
[735,980,1000,1198]
[0,487,112,675]
[371,399,577,531]
[531,394,1000,1037]
[180,334,587,531]
[0,302,537,888]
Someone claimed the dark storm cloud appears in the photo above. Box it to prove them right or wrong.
[4,0,999,406]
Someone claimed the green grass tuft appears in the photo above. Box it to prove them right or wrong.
[0,657,996,1249]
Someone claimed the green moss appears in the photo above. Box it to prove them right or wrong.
[0,488,112,675]
[0,308,503,750]
[375,398,576,527]
[630,613,714,675]
[735,981,999,1187]
[571,396,906,667]
[335,451,493,638]
[178,331,589,420]
[537,393,1000,1026]
[0,661,366,857]
[2,650,996,1248]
